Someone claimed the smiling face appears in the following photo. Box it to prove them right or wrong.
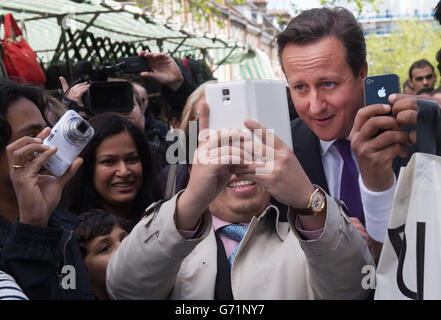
[93,130,143,216]
[209,175,271,223]
[282,36,367,141]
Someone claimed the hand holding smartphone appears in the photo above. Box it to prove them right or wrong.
[364,73,401,136]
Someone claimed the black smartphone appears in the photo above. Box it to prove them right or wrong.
[364,73,400,107]
[364,74,400,136]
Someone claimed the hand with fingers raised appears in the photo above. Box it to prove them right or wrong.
[138,51,184,92]
[59,76,90,107]
[6,127,83,227]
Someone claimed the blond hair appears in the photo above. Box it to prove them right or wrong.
[179,80,217,134]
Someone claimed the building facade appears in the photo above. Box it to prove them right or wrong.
[144,0,288,80]
[335,0,437,35]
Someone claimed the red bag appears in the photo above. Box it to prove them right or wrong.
[2,13,46,86]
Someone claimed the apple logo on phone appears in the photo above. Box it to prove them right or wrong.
[377,87,387,98]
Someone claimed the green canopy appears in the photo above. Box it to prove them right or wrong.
[0,0,276,80]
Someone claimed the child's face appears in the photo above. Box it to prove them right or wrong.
[84,225,128,294]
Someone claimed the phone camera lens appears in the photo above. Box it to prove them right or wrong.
[222,88,230,96]
[366,79,372,85]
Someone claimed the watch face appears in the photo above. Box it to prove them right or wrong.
[311,190,325,213]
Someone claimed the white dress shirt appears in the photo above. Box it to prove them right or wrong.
[319,138,395,243]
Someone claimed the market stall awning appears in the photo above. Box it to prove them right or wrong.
[0,0,276,80]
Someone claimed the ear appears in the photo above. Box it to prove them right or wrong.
[359,61,368,80]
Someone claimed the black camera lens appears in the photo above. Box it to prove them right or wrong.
[77,121,88,134]
[222,88,230,96]
[88,82,134,114]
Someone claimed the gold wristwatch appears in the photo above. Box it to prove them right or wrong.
[295,185,327,216]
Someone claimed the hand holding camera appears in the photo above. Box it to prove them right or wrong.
[60,76,89,108]
[38,110,94,177]
[6,126,84,227]
[62,56,151,116]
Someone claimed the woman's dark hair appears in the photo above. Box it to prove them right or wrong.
[0,78,48,148]
[276,7,366,78]
[61,112,162,222]
[74,209,133,258]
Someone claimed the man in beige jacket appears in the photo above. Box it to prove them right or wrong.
[106,98,374,300]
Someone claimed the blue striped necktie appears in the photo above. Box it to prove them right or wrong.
[221,224,248,268]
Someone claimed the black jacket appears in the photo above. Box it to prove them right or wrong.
[145,110,170,170]
[0,208,94,300]
[161,76,197,118]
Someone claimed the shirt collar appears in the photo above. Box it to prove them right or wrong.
[319,136,351,156]
[319,139,336,157]
[211,214,249,232]
[211,205,286,240]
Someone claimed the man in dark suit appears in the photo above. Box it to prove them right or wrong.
[276,7,413,260]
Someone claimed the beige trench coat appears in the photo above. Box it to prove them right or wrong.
[106,192,374,300]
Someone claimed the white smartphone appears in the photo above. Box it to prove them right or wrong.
[204,79,293,150]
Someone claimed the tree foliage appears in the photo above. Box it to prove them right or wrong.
[133,1,246,29]
[366,20,441,87]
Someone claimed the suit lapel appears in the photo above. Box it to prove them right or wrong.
[291,119,329,194]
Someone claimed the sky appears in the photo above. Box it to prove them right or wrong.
[266,0,441,16]
[266,0,322,13]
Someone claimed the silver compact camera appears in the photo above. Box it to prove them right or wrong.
[40,110,94,176]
